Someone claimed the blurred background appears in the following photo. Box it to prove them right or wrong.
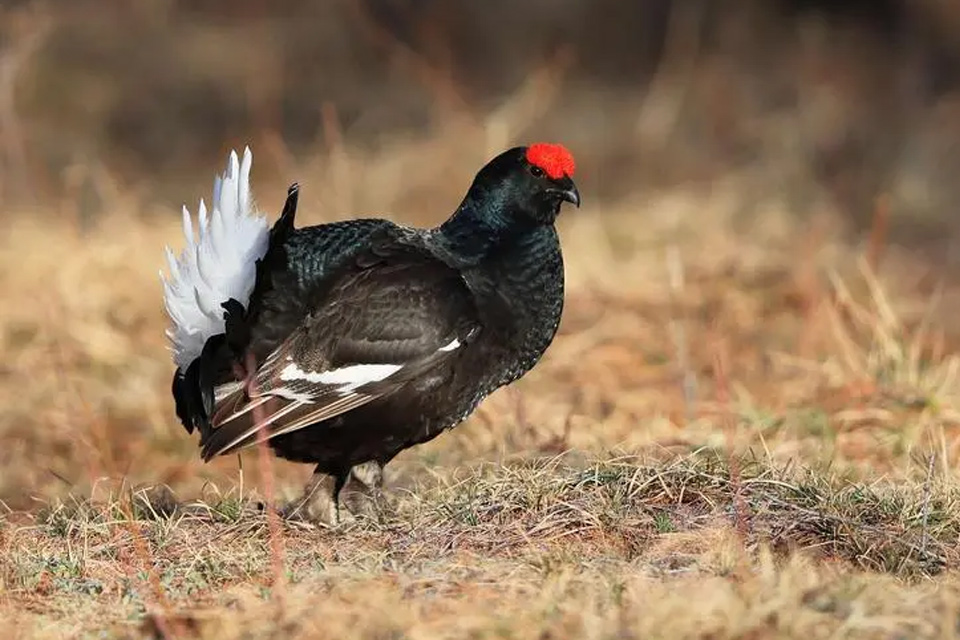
[3,0,960,248]
[3,0,960,509]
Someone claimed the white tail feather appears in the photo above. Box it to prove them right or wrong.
[161,146,271,371]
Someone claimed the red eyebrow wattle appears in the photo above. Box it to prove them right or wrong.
[525,143,575,180]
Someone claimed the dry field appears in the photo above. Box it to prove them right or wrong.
[4,117,960,639]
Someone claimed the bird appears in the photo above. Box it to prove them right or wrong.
[161,142,580,524]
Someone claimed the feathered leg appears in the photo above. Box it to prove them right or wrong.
[280,469,343,526]
[339,461,383,519]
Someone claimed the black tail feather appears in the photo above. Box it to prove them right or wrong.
[273,182,299,239]
[172,333,234,440]
[171,367,193,434]
[172,359,203,435]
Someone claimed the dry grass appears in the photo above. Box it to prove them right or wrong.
[5,112,960,637]
[5,2,960,636]
[6,455,960,639]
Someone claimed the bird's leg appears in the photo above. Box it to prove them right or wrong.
[339,461,384,519]
[280,469,341,526]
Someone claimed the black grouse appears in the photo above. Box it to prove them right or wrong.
[161,143,580,524]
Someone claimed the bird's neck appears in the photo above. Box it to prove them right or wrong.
[434,194,564,335]
[434,194,540,262]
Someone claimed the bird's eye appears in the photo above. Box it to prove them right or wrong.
[529,165,545,178]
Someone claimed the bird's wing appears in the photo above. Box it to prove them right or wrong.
[198,242,480,460]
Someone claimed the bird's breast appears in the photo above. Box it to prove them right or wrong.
[467,246,564,390]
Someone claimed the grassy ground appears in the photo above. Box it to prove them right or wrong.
[3,127,960,638]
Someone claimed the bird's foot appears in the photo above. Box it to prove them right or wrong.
[279,471,341,527]
[339,461,384,521]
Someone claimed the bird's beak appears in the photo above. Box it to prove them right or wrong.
[562,185,581,208]
[551,177,581,208]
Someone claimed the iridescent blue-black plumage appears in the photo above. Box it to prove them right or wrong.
[171,144,580,522]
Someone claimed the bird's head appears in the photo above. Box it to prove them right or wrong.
[467,143,580,227]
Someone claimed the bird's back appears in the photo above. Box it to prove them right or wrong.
[240,217,401,369]
[284,219,397,290]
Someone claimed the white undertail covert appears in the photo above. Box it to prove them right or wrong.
[161,147,271,371]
